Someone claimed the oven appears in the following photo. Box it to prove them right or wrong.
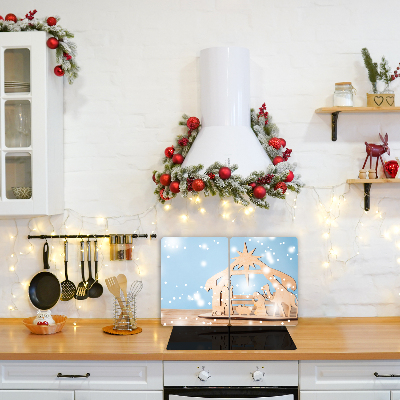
[164,361,298,400]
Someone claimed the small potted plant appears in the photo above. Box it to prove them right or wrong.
[361,48,398,107]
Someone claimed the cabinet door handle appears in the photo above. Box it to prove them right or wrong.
[57,373,90,378]
[374,372,400,378]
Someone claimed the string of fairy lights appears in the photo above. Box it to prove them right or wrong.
[5,181,400,314]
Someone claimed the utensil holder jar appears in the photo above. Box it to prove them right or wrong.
[113,297,137,331]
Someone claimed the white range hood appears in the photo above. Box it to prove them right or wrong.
[182,47,272,177]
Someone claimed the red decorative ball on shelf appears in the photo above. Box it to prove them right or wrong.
[172,154,184,164]
[219,167,231,180]
[274,182,287,194]
[159,174,171,186]
[54,65,65,77]
[169,181,180,193]
[46,37,59,49]
[5,14,17,23]
[164,146,174,158]
[160,188,171,201]
[152,173,158,184]
[46,16,57,26]
[186,117,200,131]
[248,182,257,189]
[192,179,205,192]
[279,138,286,148]
[384,160,399,178]
[268,137,282,150]
[285,171,294,182]
[253,186,266,199]
[273,156,284,165]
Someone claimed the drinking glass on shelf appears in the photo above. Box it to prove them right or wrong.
[15,102,31,147]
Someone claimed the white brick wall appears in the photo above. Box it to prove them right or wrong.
[1,0,400,319]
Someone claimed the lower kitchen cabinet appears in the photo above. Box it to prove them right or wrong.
[300,391,390,400]
[75,391,163,400]
[0,391,74,400]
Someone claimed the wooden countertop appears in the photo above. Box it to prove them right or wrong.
[2,317,400,361]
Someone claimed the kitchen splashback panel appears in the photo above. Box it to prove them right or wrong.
[161,237,298,326]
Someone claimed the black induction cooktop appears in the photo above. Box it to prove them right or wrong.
[166,326,296,350]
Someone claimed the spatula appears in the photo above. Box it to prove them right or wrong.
[117,274,128,301]
[75,240,88,300]
[60,240,76,301]
[105,276,125,311]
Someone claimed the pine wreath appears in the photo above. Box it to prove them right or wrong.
[153,103,304,209]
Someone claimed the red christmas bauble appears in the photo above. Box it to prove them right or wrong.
[47,16,57,26]
[54,65,65,77]
[164,146,174,158]
[186,117,200,131]
[54,65,64,77]
[285,170,294,182]
[152,173,158,184]
[273,156,284,165]
[169,181,180,193]
[268,137,282,149]
[172,154,184,164]
[279,138,286,148]
[46,37,59,49]
[274,182,287,194]
[219,167,231,180]
[384,160,399,178]
[0,16,4,21]
[192,178,205,192]
[253,186,266,199]
[248,182,256,189]
[160,188,171,201]
[159,174,171,186]
[5,14,17,23]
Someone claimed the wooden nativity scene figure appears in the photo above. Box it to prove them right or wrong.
[202,242,298,322]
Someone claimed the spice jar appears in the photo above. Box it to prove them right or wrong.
[117,234,125,261]
[333,82,355,107]
[125,234,133,260]
[109,234,117,261]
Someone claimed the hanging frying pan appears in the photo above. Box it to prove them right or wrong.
[28,242,61,310]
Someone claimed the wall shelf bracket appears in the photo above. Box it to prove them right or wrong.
[364,183,372,211]
[331,111,340,141]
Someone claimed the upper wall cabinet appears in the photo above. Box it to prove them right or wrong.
[0,32,63,216]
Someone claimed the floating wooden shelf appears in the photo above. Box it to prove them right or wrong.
[347,178,400,211]
[315,107,400,141]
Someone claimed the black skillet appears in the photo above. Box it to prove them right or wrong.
[29,242,61,310]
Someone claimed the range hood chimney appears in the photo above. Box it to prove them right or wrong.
[182,47,272,176]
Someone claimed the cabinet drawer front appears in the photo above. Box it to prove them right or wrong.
[300,361,400,391]
[0,361,163,390]
[164,361,298,386]
[0,391,74,400]
[75,390,163,400]
[300,391,390,400]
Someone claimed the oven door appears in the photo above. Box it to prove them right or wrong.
[165,387,298,400]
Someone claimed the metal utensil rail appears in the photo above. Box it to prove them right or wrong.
[27,233,157,239]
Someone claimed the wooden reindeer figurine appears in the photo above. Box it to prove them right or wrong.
[362,133,390,177]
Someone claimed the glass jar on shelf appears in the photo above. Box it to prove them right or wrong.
[125,234,133,260]
[109,234,117,261]
[333,82,355,107]
[116,234,125,261]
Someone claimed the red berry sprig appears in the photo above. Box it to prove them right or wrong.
[282,148,292,161]
[258,102,269,125]
[24,9,37,20]
[178,137,189,146]
[256,174,274,185]
[391,63,400,81]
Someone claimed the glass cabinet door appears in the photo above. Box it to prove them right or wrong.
[1,45,32,202]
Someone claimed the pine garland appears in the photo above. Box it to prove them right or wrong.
[361,48,379,94]
[0,11,79,84]
[153,104,304,209]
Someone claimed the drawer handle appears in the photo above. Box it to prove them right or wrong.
[374,372,400,378]
[57,373,90,379]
